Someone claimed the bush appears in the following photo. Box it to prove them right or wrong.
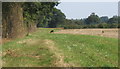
[64,25,83,29]
[96,23,109,28]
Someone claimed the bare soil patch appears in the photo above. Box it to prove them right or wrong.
[54,29,118,38]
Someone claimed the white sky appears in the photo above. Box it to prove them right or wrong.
[56,2,118,19]
[59,0,119,2]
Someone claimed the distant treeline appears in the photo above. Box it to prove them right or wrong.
[58,13,120,29]
[37,11,120,29]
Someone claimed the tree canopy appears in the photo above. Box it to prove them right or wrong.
[85,13,100,25]
[2,2,60,38]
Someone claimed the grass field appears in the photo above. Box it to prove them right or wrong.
[2,28,118,67]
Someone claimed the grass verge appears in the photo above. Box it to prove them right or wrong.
[2,28,118,67]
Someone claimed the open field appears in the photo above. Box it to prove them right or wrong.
[54,29,118,39]
[2,28,118,67]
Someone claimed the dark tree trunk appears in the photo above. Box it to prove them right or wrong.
[2,2,26,39]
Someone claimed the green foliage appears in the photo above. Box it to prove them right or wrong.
[22,2,60,35]
[100,16,109,23]
[23,2,57,21]
[48,8,66,28]
[23,2,59,26]
[118,16,120,23]
[64,25,82,29]
[108,16,118,24]
[109,23,118,28]
[86,13,100,24]
[97,23,109,28]
[63,13,119,29]
[63,19,85,29]
[2,2,23,13]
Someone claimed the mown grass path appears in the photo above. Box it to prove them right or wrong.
[2,28,118,67]
[44,39,72,67]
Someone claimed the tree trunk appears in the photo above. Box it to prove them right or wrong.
[2,2,26,39]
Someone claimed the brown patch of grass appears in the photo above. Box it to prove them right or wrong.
[54,29,118,38]
[1,38,12,44]
[3,49,42,59]
[3,49,19,57]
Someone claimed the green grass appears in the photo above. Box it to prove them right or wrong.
[2,28,118,67]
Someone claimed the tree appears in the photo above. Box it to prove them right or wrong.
[118,16,120,23]
[2,2,26,38]
[85,13,100,25]
[100,16,109,23]
[2,2,59,38]
[108,16,118,24]
[48,8,66,28]
[29,2,60,28]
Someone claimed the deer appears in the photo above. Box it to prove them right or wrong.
[50,30,54,33]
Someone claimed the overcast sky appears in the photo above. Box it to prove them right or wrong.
[59,0,119,2]
[56,2,118,19]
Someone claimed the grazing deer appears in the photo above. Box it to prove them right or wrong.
[102,31,104,33]
[50,30,54,33]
